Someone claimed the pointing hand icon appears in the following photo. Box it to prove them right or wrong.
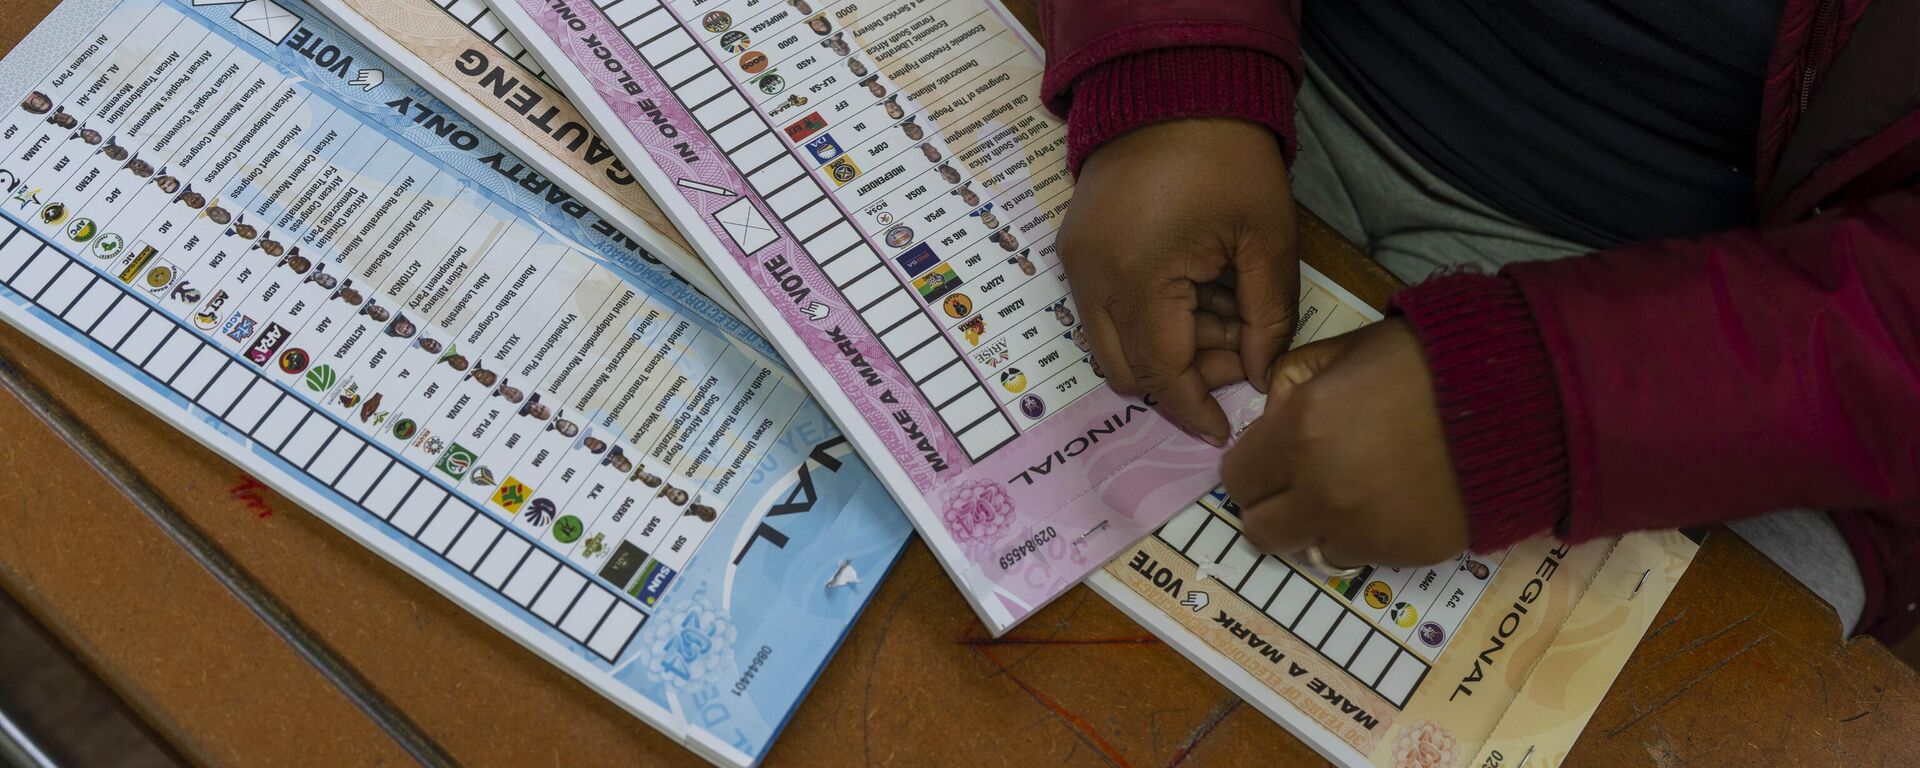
[349,69,385,92]
[1180,590,1210,612]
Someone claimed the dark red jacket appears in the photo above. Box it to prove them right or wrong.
[1039,0,1920,642]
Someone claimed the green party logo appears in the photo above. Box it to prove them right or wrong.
[91,232,124,258]
[435,443,477,480]
[304,364,336,393]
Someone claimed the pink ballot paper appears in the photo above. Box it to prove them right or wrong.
[490,0,1254,632]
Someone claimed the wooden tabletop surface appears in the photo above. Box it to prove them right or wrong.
[1,2,1916,766]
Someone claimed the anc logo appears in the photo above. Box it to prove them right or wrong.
[492,477,533,514]
[436,443,477,480]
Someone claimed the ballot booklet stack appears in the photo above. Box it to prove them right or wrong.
[0,1,910,765]
[0,1,1700,766]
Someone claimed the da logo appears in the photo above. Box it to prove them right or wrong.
[552,515,584,544]
[824,156,860,186]
[435,443,477,480]
[1364,581,1393,609]
[304,364,337,393]
[804,135,842,164]
[492,477,533,513]
[278,348,310,375]
[65,217,96,242]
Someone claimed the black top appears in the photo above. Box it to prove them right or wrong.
[1304,2,1783,246]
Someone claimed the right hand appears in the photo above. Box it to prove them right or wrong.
[1058,118,1299,445]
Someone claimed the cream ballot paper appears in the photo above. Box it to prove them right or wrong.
[0,1,911,765]
[493,0,1256,633]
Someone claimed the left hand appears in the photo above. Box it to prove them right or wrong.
[1221,318,1471,568]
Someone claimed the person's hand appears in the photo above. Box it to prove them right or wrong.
[1221,319,1471,567]
[1059,118,1297,445]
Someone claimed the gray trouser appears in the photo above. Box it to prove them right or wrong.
[1288,59,1866,635]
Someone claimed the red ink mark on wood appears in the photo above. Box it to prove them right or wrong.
[958,635,1161,646]
[972,644,1133,767]
[229,474,274,518]
[1166,699,1239,767]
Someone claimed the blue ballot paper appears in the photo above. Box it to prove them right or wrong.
[0,1,911,764]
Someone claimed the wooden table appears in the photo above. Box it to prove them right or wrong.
[2,2,1916,766]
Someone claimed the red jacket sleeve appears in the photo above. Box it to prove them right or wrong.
[1396,187,1920,635]
[1037,1,1303,171]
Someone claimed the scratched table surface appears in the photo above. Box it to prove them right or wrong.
[2,2,1917,766]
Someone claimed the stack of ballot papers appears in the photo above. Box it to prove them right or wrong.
[0,1,1700,765]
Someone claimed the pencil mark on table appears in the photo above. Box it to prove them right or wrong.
[1607,633,1769,738]
[1646,610,1758,668]
[862,567,930,767]
[1165,699,1238,768]
[1642,606,1690,643]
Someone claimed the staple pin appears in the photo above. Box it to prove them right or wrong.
[1073,519,1109,546]
[1631,568,1651,599]
[1516,746,1536,768]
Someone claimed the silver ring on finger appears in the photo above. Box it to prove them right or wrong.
[1304,543,1365,580]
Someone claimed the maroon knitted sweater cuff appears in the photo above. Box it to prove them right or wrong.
[1393,273,1572,554]
[1063,46,1297,175]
